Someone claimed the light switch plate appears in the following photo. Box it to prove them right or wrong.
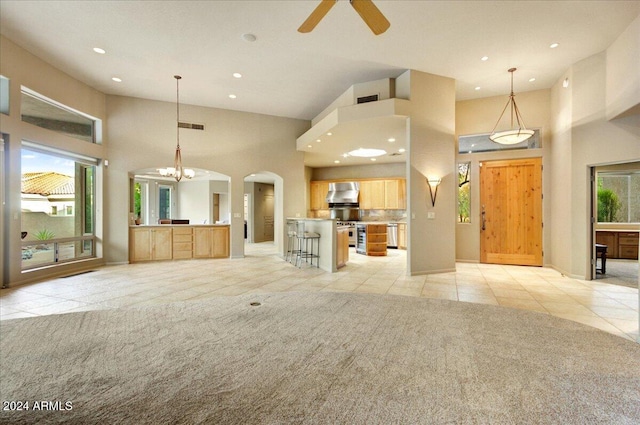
[427,212,436,219]
[233,213,241,218]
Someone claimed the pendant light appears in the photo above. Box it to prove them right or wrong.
[158,75,195,181]
[489,68,534,145]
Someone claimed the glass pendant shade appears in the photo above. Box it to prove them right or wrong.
[489,129,535,145]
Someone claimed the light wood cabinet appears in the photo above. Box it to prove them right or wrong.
[336,227,350,268]
[310,178,406,211]
[173,227,193,259]
[384,179,406,209]
[397,223,407,250]
[194,226,230,259]
[130,227,172,262]
[360,180,386,209]
[366,224,387,256]
[310,181,330,211]
[130,225,229,262]
[212,226,230,258]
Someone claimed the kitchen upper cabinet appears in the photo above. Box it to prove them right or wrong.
[310,181,330,210]
[384,179,406,210]
[130,227,172,262]
[359,180,386,209]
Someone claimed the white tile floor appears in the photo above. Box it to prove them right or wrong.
[1,243,638,342]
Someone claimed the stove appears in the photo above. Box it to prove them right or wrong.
[337,221,358,247]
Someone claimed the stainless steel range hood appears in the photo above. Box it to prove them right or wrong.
[326,182,360,207]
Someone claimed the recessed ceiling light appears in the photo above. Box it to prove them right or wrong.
[229,94,237,99]
[233,72,242,78]
[481,56,489,61]
[475,86,481,91]
[370,158,377,161]
[334,160,340,164]
[342,153,349,158]
[307,145,312,148]
[242,33,257,42]
[529,78,536,82]
[250,174,256,177]
[316,139,321,142]
[327,132,332,136]
[111,77,122,82]
[550,42,559,49]
[563,78,570,88]
[93,47,106,54]
[398,148,406,153]
[388,138,395,142]
[348,148,387,158]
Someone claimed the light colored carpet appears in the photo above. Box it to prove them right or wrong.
[1,292,639,424]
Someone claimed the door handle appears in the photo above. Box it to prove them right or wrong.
[481,205,486,231]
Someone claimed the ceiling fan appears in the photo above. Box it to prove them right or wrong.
[298,0,390,35]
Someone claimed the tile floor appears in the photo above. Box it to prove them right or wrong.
[1,243,638,342]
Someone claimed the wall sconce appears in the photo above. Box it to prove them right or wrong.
[427,177,441,207]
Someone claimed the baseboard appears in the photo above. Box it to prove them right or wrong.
[410,267,457,276]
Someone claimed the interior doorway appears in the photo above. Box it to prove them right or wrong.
[243,172,283,257]
[591,162,639,288]
[479,157,543,266]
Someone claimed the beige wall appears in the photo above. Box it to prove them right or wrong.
[606,15,640,119]
[106,95,309,262]
[0,36,107,286]
[455,89,551,263]
[405,70,456,275]
[566,52,640,279]
[312,163,405,181]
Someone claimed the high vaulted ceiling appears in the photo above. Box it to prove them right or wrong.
[2,1,639,169]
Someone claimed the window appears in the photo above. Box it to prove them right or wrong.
[21,146,97,269]
[597,172,640,223]
[0,76,9,115]
[459,129,541,154]
[21,88,97,143]
[458,162,471,223]
[159,185,172,220]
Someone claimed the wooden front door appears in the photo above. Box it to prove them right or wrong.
[480,157,543,266]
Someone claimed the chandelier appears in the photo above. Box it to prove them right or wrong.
[489,68,534,145]
[158,75,195,181]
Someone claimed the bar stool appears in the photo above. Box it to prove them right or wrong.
[295,221,320,268]
[285,220,298,263]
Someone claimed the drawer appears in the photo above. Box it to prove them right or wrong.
[173,242,192,251]
[619,237,639,246]
[618,232,638,239]
[173,228,193,236]
[172,250,192,260]
[619,245,639,259]
[173,234,193,243]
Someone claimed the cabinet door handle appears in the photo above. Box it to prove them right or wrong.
[481,205,486,231]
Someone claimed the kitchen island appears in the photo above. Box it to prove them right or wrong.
[287,218,347,272]
[129,224,230,263]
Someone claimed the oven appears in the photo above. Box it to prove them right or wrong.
[337,221,357,247]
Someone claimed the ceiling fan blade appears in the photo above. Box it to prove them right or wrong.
[298,0,337,33]
[350,0,390,35]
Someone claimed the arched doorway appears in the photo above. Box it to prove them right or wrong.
[244,172,284,257]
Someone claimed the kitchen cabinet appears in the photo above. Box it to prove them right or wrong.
[172,227,193,259]
[130,225,230,262]
[384,179,406,209]
[310,181,330,211]
[595,230,639,260]
[397,223,407,250]
[130,226,173,262]
[336,226,350,268]
[359,180,386,209]
[194,226,230,258]
[366,224,387,256]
